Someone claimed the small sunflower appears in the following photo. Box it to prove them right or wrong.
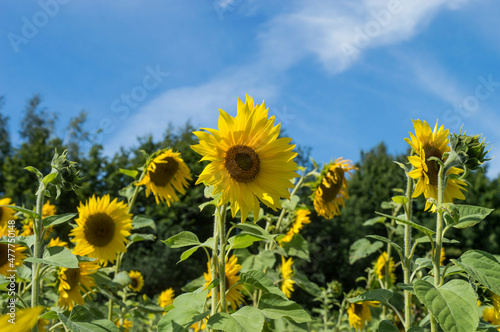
[373,252,396,286]
[57,255,99,310]
[0,225,27,276]
[159,288,175,309]
[128,270,144,292]
[70,195,133,264]
[0,197,16,228]
[405,120,467,211]
[48,237,68,248]
[483,307,500,329]
[115,319,133,332]
[0,306,44,332]
[279,209,311,244]
[281,256,295,298]
[203,255,246,310]
[347,302,374,331]
[136,149,192,206]
[191,95,298,222]
[313,158,356,220]
[42,200,57,218]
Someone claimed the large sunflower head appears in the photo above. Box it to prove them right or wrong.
[159,288,175,309]
[0,197,16,228]
[405,119,467,211]
[313,158,356,220]
[57,256,99,310]
[136,149,192,206]
[191,95,299,222]
[203,255,246,310]
[280,256,295,298]
[373,252,396,286]
[70,195,133,264]
[128,270,144,292]
[0,225,27,276]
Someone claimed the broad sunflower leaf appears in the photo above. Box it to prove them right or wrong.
[258,293,311,324]
[281,195,300,211]
[379,320,400,332]
[112,271,131,288]
[163,231,201,248]
[392,196,409,204]
[25,246,78,268]
[207,307,265,332]
[348,289,393,305]
[349,238,383,264]
[119,168,138,179]
[58,305,120,332]
[128,233,155,244]
[228,233,264,250]
[1,205,39,221]
[451,205,494,229]
[293,271,322,298]
[0,235,35,249]
[414,279,478,332]
[233,222,276,242]
[42,213,77,227]
[39,310,60,320]
[408,327,424,332]
[240,270,287,299]
[24,166,43,179]
[280,233,309,261]
[451,250,500,295]
[375,212,435,236]
[363,216,386,226]
[240,250,276,272]
[132,214,157,231]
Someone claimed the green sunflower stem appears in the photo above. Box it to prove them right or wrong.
[211,211,220,319]
[403,173,413,331]
[218,204,228,313]
[31,181,46,332]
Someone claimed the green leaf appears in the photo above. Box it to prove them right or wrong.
[42,172,58,185]
[366,235,403,262]
[25,246,79,268]
[207,307,265,332]
[376,212,435,236]
[240,270,287,298]
[163,231,201,248]
[24,166,43,179]
[0,235,35,249]
[228,234,264,250]
[349,238,383,264]
[234,222,276,242]
[348,289,393,305]
[119,168,139,179]
[280,234,309,261]
[281,195,300,211]
[132,215,157,231]
[58,305,120,332]
[451,250,500,295]
[179,246,201,263]
[293,271,322,298]
[39,310,60,320]
[1,205,39,221]
[112,271,131,288]
[363,216,386,226]
[452,205,494,229]
[408,327,424,332]
[414,279,478,332]
[414,236,460,245]
[392,196,409,204]
[129,233,155,244]
[258,293,311,324]
[42,213,77,227]
[240,250,276,272]
[396,283,414,294]
[379,320,400,332]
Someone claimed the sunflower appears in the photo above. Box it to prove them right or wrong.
[190,319,207,332]
[42,200,57,218]
[0,306,44,332]
[492,294,500,319]
[57,255,99,310]
[203,255,246,310]
[48,237,68,248]
[115,319,133,332]
[0,225,27,276]
[191,95,298,222]
[405,120,467,211]
[136,149,192,206]
[21,219,53,239]
[128,270,144,292]
[70,195,133,264]
[373,252,396,286]
[281,256,295,298]
[347,302,373,331]
[159,288,175,308]
[440,247,446,266]
[279,209,311,244]
[313,158,356,220]
[0,198,16,228]
[483,307,500,330]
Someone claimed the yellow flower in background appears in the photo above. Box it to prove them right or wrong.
[203,255,246,310]
[440,247,446,266]
[136,149,192,206]
[115,319,133,332]
[405,120,467,211]
[483,307,500,330]
[191,95,298,222]
[70,195,133,264]
[0,306,44,332]
[492,294,500,319]
[190,319,207,332]
[48,237,68,248]
[0,198,16,228]
[313,158,356,220]
[42,200,57,218]
[57,255,99,310]
[347,302,373,331]
[0,225,27,276]
[21,219,53,239]
[159,288,175,309]
[279,209,311,244]
[281,256,295,298]
[373,252,396,285]
[128,270,144,292]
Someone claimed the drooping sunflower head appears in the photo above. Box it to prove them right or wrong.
[347,302,372,331]
[281,256,295,298]
[57,258,99,310]
[203,255,246,310]
[313,158,356,220]
[128,270,144,292]
[191,95,299,222]
[405,119,467,211]
[0,197,16,228]
[159,288,175,309]
[373,252,396,286]
[70,195,133,264]
[0,225,27,276]
[136,149,192,206]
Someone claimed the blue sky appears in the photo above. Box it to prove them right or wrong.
[1,0,500,177]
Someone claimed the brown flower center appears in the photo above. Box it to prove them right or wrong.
[149,157,179,187]
[83,213,116,247]
[131,277,138,289]
[65,268,81,289]
[354,303,364,316]
[319,167,345,202]
[0,243,7,267]
[224,145,260,183]
[0,207,3,221]
[423,144,443,186]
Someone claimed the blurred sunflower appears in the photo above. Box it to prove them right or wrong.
[128,270,144,292]
[440,247,446,266]
[0,225,27,276]
[57,254,99,310]
[405,120,467,211]
[70,195,133,264]
[373,252,396,285]
[281,256,295,298]
[136,149,192,206]
[492,294,500,319]
[191,95,298,222]
[347,302,378,331]
[313,158,356,220]
[42,200,57,218]
[190,319,207,332]
[279,209,311,244]
[0,197,16,228]
[115,319,133,332]
[159,288,175,310]
[203,255,246,310]
[483,307,500,329]
[48,237,68,248]
[21,201,57,237]
[0,306,44,332]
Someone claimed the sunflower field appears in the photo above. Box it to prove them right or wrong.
[0,94,500,332]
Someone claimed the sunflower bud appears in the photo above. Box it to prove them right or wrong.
[328,280,343,298]
[45,149,82,198]
[449,130,491,171]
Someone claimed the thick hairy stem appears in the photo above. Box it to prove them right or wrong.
[218,204,228,313]
[32,181,46,332]
[404,175,413,330]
